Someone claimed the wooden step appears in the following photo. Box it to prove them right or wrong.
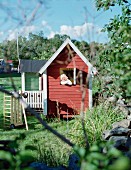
[60,111,75,115]
[62,115,75,119]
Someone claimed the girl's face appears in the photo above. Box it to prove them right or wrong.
[62,75,68,81]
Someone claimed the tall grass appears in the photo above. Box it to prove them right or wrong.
[68,103,125,146]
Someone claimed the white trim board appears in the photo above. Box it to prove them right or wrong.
[21,72,25,91]
[39,38,93,74]
[43,70,47,115]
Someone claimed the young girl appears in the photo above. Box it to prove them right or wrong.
[60,74,72,85]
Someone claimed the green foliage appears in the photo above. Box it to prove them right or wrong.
[0,134,35,170]
[0,33,71,61]
[34,137,70,167]
[95,0,130,10]
[74,142,130,170]
[67,104,124,146]
[95,0,131,101]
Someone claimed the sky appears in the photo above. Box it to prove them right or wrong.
[0,0,122,43]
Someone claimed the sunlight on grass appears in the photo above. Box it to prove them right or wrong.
[0,103,124,167]
[0,73,125,167]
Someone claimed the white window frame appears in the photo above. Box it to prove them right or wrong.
[60,68,76,85]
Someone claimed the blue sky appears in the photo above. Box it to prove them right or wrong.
[0,0,122,43]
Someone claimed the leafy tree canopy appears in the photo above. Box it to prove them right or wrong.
[95,0,131,101]
[0,32,102,63]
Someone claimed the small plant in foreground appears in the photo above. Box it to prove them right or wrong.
[0,134,36,170]
[74,141,130,170]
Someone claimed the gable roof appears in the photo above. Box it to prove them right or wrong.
[20,59,47,73]
[39,38,93,74]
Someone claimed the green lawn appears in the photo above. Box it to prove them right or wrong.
[0,73,72,166]
[0,73,125,167]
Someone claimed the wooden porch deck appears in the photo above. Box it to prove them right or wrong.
[22,91,44,109]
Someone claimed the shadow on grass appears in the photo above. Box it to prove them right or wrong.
[0,72,21,78]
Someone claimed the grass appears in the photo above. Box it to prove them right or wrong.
[0,73,125,167]
[0,105,124,167]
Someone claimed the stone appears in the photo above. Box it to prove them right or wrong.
[30,162,66,170]
[109,126,131,136]
[103,127,131,140]
[30,162,51,170]
[116,98,125,106]
[107,96,117,103]
[109,136,128,150]
[125,150,131,159]
[125,137,131,150]
[102,130,111,140]
[103,76,113,85]
[68,154,80,170]
[112,119,131,129]
[118,106,130,117]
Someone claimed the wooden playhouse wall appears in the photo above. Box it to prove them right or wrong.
[47,47,89,117]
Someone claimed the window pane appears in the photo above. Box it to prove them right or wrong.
[25,73,39,91]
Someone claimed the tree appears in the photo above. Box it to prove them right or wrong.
[95,0,131,101]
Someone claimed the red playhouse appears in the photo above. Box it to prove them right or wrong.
[20,38,95,118]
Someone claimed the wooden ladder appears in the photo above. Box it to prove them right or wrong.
[3,93,28,130]
[3,94,12,128]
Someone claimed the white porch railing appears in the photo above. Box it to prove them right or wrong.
[23,91,44,109]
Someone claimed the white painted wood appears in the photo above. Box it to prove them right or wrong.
[74,68,76,85]
[43,70,47,115]
[23,91,44,109]
[39,75,41,90]
[39,38,93,74]
[21,72,25,91]
[22,101,28,130]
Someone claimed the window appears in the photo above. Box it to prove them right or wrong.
[60,68,88,86]
[25,73,39,91]
[60,68,75,85]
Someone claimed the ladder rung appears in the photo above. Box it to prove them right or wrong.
[4,113,11,115]
[5,119,10,123]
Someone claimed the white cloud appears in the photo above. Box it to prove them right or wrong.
[47,22,102,41]
[7,25,36,41]
[7,29,18,40]
[3,21,105,43]
[48,31,56,39]
[20,25,36,35]
[42,20,48,27]
[0,31,4,36]
[41,20,52,32]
